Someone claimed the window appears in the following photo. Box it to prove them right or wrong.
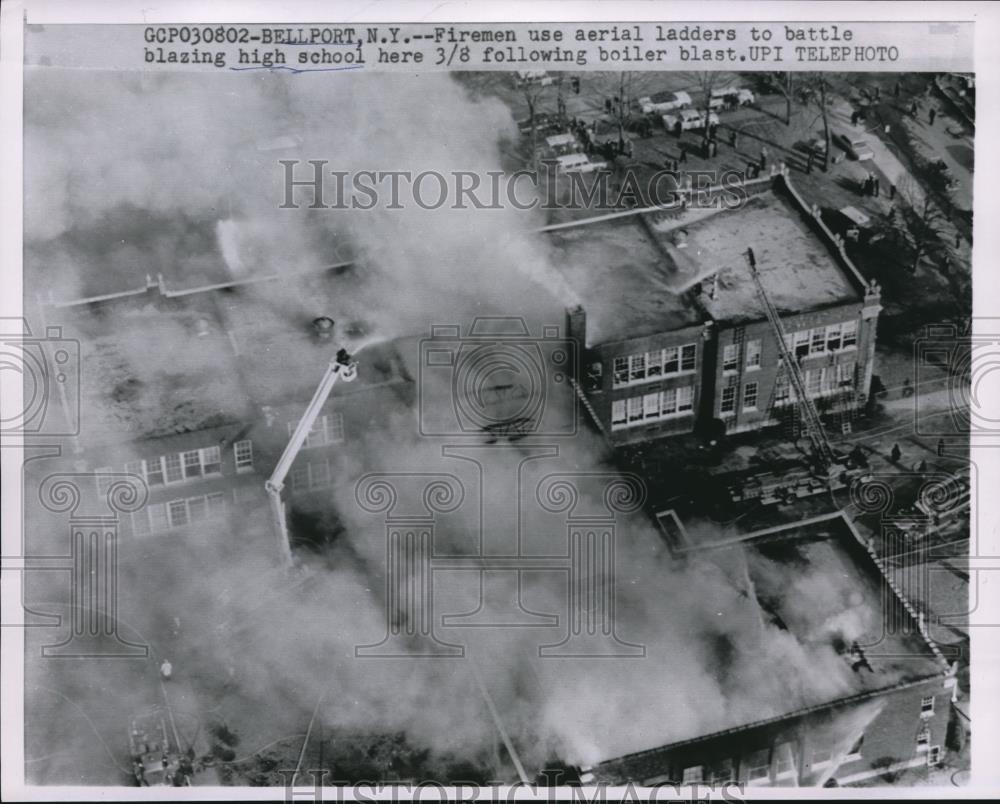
[647,349,664,378]
[682,766,703,784]
[842,319,858,349]
[164,453,183,483]
[681,344,697,372]
[928,746,941,766]
[183,450,202,479]
[709,759,735,785]
[234,440,254,472]
[723,344,738,373]
[628,396,643,422]
[643,393,660,421]
[746,339,761,370]
[807,368,822,397]
[145,457,165,486]
[291,466,309,491]
[613,357,629,387]
[660,388,677,416]
[743,381,758,411]
[207,492,226,516]
[745,748,770,784]
[774,742,796,778]
[149,503,169,532]
[125,460,143,478]
[677,385,694,413]
[299,414,345,448]
[810,327,827,354]
[775,373,791,405]
[721,385,736,415]
[188,496,207,523]
[837,361,856,387]
[794,330,810,359]
[916,726,930,751]
[311,460,331,488]
[169,499,189,527]
[826,323,842,352]
[201,446,222,476]
[921,696,935,716]
[611,400,627,428]
[663,347,680,375]
[630,354,646,382]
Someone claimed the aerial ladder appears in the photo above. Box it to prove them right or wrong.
[745,247,839,478]
[266,347,358,566]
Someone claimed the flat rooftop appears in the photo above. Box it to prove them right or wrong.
[583,515,945,769]
[55,265,413,446]
[648,191,860,323]
[547,215,704,344]
[552,186,862,346]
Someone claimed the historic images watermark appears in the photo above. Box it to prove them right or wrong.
[278,161,752,213]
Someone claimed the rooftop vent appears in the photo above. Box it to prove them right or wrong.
[312,316,335,339]
[194,318,212,338]
[673,228,689,248]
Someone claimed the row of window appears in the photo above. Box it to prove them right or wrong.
[131,491,228,536]
[612,344,698,388]
[288,413,345,448]
[775,362,857,405]
[655,698,938,787]
[722,339,761,374]
[786,320,858,360]
[720,380,759,415]
[611,386,695,430]
[96,441,254,493]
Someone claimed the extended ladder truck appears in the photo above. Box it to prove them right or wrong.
[266,347,358,566]
[728,248,869,506]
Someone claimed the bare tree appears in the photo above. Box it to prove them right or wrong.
[517,75,554,165]
[886,176,950,274]
[770,72,797,125]
[802,73,834,170]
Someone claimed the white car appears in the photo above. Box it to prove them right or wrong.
[833,131,875,161]
[556,153,608,174]
[640,90,691,115]
[662,109,720,132]
[711,87,756,108]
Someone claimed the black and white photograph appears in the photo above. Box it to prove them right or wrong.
[1,3,996,800]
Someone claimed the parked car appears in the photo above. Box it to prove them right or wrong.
[662,109,720,132]
[515,70,553,87]
[833,131,875,161]
[556,153,608,174]
[639,90,691,115]
[710,87,756,109]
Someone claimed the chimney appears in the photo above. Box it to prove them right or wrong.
[567,304,587,350]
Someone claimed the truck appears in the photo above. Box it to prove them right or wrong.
[128,708,190,787]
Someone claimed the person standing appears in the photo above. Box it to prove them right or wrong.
[889,183,896,200]
[874,176,880,197]
[929,107,937,125]
[806,150,814,174]
[730,129,738,150]
[760,146,768,170]
[890,443,902,463]
[679,143,687,163]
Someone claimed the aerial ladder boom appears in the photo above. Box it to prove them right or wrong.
[744,248,837,472]
[266,348,357,566]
